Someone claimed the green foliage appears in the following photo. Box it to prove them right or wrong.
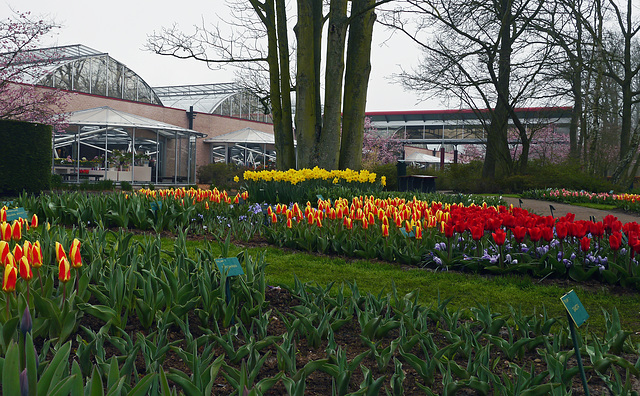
[367,163,398,191]
[119,181,133,191]
[196,162,243,190]
[0,119,52,194]
[426,160,618,194]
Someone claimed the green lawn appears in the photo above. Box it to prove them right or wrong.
[177,237,640,339]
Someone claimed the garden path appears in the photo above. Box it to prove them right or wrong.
[501,196,640,223]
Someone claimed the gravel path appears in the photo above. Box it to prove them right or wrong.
[501,196,640,224]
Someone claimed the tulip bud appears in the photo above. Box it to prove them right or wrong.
[20,368,28,396]
[20,305,32,335]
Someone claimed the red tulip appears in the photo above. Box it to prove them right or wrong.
[30,242,43,268]
[512,226,527,243]
[470,225,484,241]
[609,232,622,251]
[492,229,506,246]
[556,222,569,240]
[541,227,554,242]
[30,214,38,228]
[580,236,591,252]
[443,223,455,238]
[528,227,542,243]
[12,245,23,263]
[286,217,292,229]
[270,213,277,223]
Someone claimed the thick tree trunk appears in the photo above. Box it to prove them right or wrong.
[339,0,376,171]
[270,0,295,170]
[320,0,348,170]
[294,0,322,168]
[482,0,513,179]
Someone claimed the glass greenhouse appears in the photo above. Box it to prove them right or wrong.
[16,44,163,105]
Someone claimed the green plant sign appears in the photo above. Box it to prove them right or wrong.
[215,257,244,277]
[560,290,589,327]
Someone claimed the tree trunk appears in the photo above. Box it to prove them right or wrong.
[482,0,513,179]
[294,0,323,168]
[339,0,376,171]
[270,0,295,169]
[320,0,348,170]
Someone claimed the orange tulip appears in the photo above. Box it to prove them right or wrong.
[55,242,67,263]
[18,256,32,281]
[69,238,82,269]
[58,257,71,283]
[2,262,17,293]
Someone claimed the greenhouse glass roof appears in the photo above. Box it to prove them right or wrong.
[154,83,272,123]
[9,44,162,105]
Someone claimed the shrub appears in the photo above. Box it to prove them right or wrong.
[197,163,243,190]
[120,181,133,191]
[0,119,52,194]
[96,179,115,191]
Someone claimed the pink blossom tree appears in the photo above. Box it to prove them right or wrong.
[0,11,69,131]
[362,117,404,168]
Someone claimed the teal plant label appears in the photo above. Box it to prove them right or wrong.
[561,290,589,327]
[6,208,28,222]
[215,257,244,277]
[150,201,163,212]
[399,228,415,238]
[316,194,324,201]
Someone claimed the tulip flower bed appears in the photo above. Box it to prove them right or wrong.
[0,195,638,394]
[242,167,387,204]
[523,188,640,213]
[265,197,640,290]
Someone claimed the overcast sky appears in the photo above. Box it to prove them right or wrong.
[2,0,445,112]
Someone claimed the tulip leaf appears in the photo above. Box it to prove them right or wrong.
[2,316,19,351]
[37,341,71,395]
[2,341,20,396]
[126,373,157,396]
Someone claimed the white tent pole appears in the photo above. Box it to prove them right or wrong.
[132,128,136,184]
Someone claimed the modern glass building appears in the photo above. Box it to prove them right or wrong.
[15,44,163,105]
[154,83,272,123]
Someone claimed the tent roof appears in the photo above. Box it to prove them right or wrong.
[63,106,205,138]
[403,151,452,164]
[204,127,275,144]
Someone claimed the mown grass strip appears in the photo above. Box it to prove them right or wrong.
[174,236,640,338]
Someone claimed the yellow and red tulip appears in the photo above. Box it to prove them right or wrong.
[58,257,71,283]
[12,244,23,262]
[69,238,82,268]
[30,214,38,228]
[11,220,21,241]
[1,222,11,241]
[18,256,32,281]
[3,262,17,293]
[0,240,9,265]
[55,242,67,263]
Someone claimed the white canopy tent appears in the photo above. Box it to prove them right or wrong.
[204,127,282,168]
[54,106,205,184]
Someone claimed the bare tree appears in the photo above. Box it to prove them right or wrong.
[0,11,68,130]
[379,0,553,179]
[147,0,389,171]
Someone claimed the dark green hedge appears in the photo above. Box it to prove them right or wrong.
[0,119,51,195]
